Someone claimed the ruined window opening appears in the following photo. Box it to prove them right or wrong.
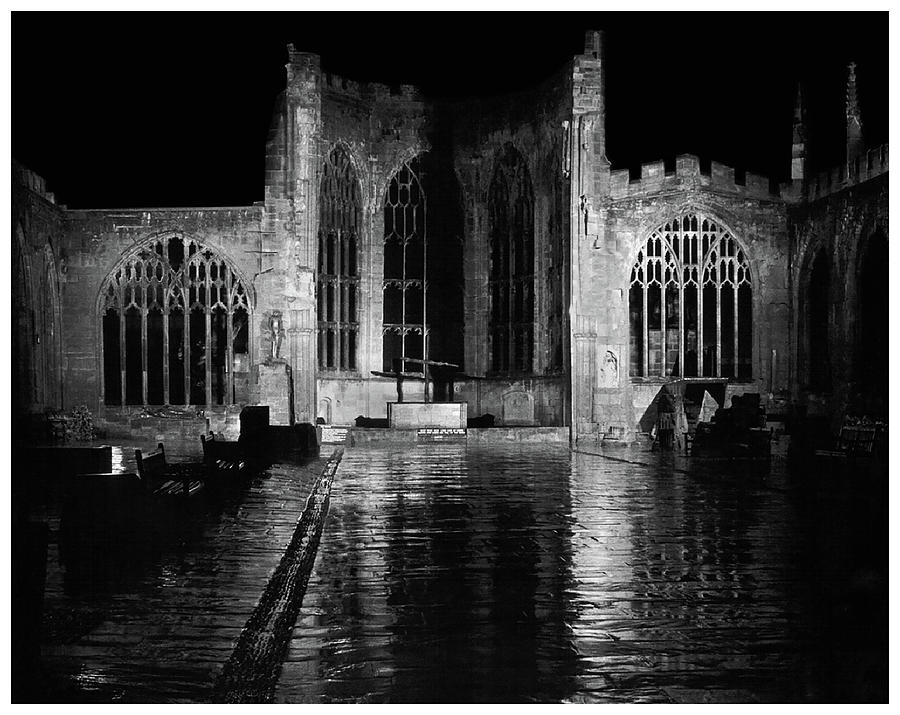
[383,159,427,372]
[99,235,251,407]
[546,166,566,373]
[382,154,464,376]
[317,145,360,371]
[806,248,831,391]
[629,213,752,379]
[856,230,888,398]
[489,144,535,374]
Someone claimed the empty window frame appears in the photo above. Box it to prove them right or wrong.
[546,168,566,373]
[489,145,535,374]
[382,159,426,372]
[629,213,752,379]
[317,145,361,371]
[99,235,251,406]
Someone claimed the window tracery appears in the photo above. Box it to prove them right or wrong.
[489,145,535,374]
[629,213,752,379]
[317,146,360,371]
[99,235,251,406]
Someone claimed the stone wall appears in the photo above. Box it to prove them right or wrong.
[787,170,888,420]
[14,33,887,445]
[59,206,263,416]
[308,52,573,427]
[12,162,66,421]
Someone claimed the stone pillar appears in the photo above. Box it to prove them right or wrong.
[257,361,293,425]
[569,31,613,441]
[461,156,489,376]
[274,47,320,426]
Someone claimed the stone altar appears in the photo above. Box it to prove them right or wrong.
[256,361,294,426]
[387,402,467,429]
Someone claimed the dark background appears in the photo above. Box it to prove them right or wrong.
[12,11,888,208]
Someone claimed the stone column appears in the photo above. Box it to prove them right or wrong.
[282,48,322,426]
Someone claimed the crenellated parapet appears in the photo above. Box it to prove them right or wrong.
[65,205,262,232]
[12,160,57,205]
[322,71,423,103]
[781,143,888,203]
[609,155,778,202]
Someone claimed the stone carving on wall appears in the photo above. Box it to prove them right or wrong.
[269,310,285,361]
[501,389,535,426]
[600,349,618,388]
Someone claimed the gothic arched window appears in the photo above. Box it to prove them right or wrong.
[99,235,251,406]
[318,146,360,371]
[489,145,534,374]
[382,158,426,372]
[629,213,752,379]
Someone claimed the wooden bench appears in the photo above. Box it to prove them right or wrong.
[134,443,203,498]
[200,434,247,480]
[815,426,879,458]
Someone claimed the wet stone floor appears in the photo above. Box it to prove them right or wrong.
[29,442,887,703]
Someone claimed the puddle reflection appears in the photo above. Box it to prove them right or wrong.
[277,444,885,703]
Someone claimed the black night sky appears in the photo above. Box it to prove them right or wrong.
[12,11,888,209]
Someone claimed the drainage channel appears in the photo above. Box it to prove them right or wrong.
[213,448,343,703]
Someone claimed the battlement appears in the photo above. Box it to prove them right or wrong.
[13,160,56,204]
[609,155,778,202]
[322,71,423,103]
[65,205,262,231]
[781,143,889,202]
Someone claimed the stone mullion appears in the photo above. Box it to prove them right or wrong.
[678,259,685,380]
[183,298,191,406]
[162,290,170,406]
[205,268,213,406]
[141,299,148,406]
[733,270,739,378]
[660,264,667,378]
[698,271,704,378]
[642,272,649,378]
[716,262,722,378]
[119,291,127,406]
[226,271,234,405]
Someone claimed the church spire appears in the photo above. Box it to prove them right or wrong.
[791,83,807,182]
[846,62,865,164]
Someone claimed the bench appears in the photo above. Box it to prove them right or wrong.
[815,425,879,459]
[134,442,203,498]
[200,434,247,480]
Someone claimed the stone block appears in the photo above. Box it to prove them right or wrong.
[387,402,467,429]
[256,361,294,426]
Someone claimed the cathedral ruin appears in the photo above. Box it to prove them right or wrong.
[12,30,888,445]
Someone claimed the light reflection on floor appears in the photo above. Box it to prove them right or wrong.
[273,444,886,703]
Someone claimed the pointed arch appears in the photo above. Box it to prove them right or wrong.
[13,224,36,415]
[855,228,888,403]
[382,156,426,372]
[488,143,535,375]
[318,143,362,371]
[629,212,753,379]
[381,152,464,377]
[800,245,831,391]
[97,233,254,406]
